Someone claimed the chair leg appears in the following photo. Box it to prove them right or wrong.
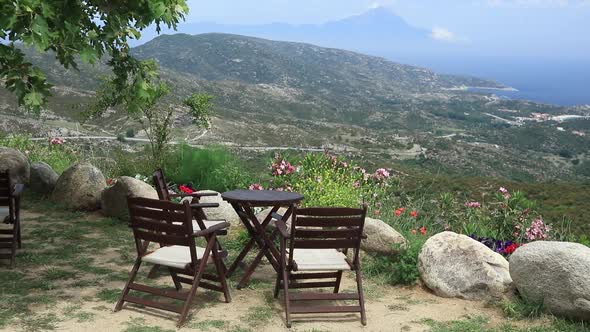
[147,264,161,278]
[168,268,182,290]
[274,272,281,299]
[334,270,343,293]
[177,239,214,327]
[115,259,142,311]
[282,269,291,328]
[225,237,255,278]
[355,267,367,326]
[211,240,231,303]
[16,222,21,249]
[10,235,16,269]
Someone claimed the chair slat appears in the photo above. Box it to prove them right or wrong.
[293,228,360,239]
[290,305,361,314]
[134,229,190,246]
[290,293,359,301]
[132,217,186,234]
[297,207,364,216]
[128,283,187,301]
[295,217,364,227]
[129,207,187,224]
[123,295,183,313]
[128,197,185,212]
[293,239,357,249]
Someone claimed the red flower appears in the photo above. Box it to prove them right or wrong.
[419,226,427,235]
[394,207,406,216]
[503,243,519,255]
[410,211,418,217]
[179,185,194,194]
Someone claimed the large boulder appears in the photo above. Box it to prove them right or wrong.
[361,218,406,255]
[418,231,513,300]
[30,162,58,194]
[0,147,30,184]
[101,176,158,220]
[510,241,590,321]
[195,190,239,224]
[52,163,106,211]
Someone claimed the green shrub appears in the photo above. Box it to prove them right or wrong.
[163,144,252,192]
[125,128,135,138]
[363,234,425,285]
[0,135,78,174]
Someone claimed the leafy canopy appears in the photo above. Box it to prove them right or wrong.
[0,0,189,113]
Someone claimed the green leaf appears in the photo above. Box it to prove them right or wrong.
[79,47,97,64]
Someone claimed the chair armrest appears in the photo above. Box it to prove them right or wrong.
[192,222,231,237]
[170,192,218,199]
[190,202,220,209]
[274,220,290,239]
[13,184,24,197]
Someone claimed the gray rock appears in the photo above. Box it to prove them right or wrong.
[0,147,30,184]
[101,176,158,220]
[510,241,590,321]
[30,162,58,194]
[418,231,513,300]
[361,217,406,255]
[52,163,106,211]
[195,190,239,224]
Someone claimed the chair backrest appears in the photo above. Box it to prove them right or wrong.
[152,168,170,201]
[127,197,198,262]
[289,206,367,266]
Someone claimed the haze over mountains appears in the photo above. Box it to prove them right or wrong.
[133,6,590,106]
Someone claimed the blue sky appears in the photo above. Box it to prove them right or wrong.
[181,0,590,58]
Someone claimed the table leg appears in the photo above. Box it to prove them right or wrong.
[226,203,279,279]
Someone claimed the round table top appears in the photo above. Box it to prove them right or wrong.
[221,189,304,205]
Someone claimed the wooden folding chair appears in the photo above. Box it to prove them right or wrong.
[115,197,231,327]
[0,170,23,268]
[274,206,368,328]
[150,169,229,277]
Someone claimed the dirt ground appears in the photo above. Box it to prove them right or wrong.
[0,209,511,332]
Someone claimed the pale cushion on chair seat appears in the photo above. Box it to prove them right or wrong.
[292,248,351,271]
[142,245,210,269]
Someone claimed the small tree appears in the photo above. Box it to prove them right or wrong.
[0,1,189,113]
[89,60,213,168]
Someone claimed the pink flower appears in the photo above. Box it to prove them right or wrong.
[410,211,418,217]
[411,229,417,235]
[353,181,360,188]
[498,187,511,199]
[525,217,552,241]
[373,168,390,180]
[419,226,427,235]
[50,137,65,145]
[249,183,264,190]
[179,185,194,194]
[464,201,481,208]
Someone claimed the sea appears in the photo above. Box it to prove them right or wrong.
[389,55,590,107]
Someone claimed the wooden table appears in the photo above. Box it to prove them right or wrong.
[222,189,304,289]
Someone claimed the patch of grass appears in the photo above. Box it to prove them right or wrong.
[422,315,590,332]
[72,311,95,323]
[19,313,61,332]
[96,288,121,303]
[121,318,175,332]
[42,267,77,281]
[388,304,410,311]
[190,319,228,330]
[501,297,544,319]
[241,306,274,327]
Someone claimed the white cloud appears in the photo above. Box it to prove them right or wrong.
[430,27,457,42]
